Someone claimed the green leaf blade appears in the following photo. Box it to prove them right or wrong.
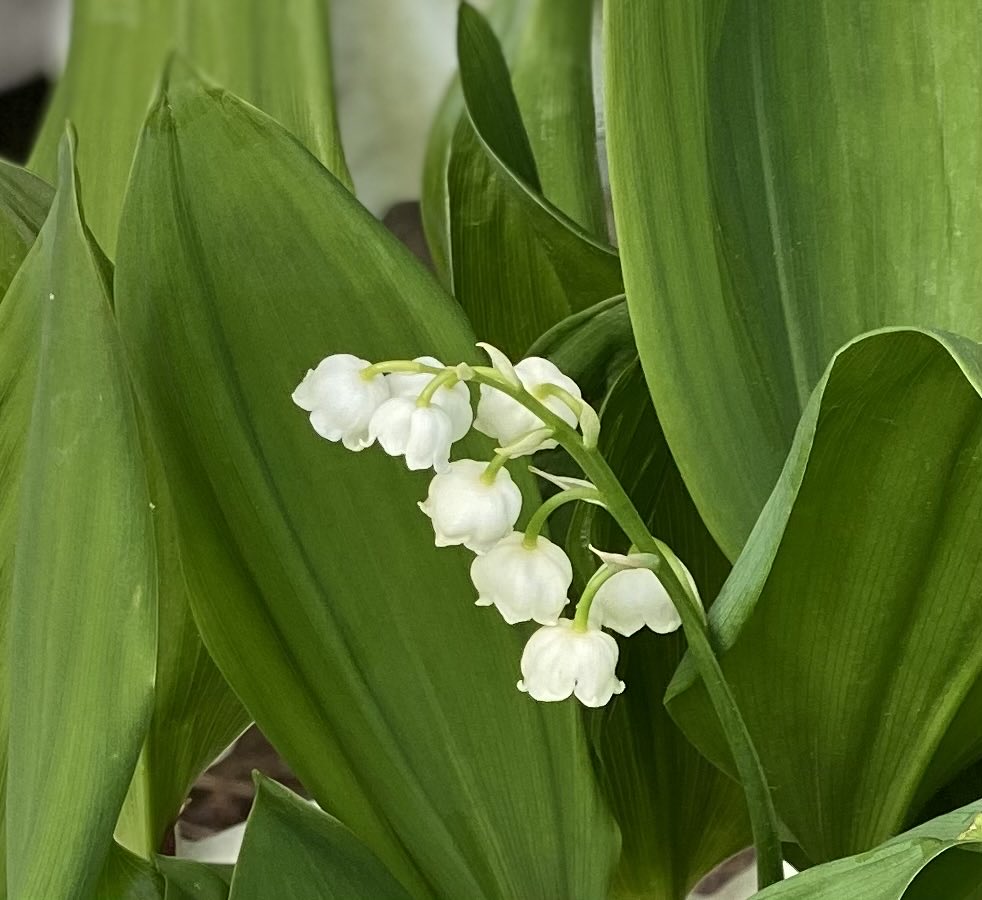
[229,778,410,900]
[115,76,619,900]
[668,328,982,863]
[6,132,156,899]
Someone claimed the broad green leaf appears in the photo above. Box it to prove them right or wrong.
[574,364,749,898]
[448,4,622,357]
[115,75,619,900]
[6,132,156,899]
[750,801,982,899]
[117,433,250,856]
[511,0,606,238]
[95,845,164,900]
[229,777,410,900]
[604,1,982,558]
[668,329,982,863]
[157,857,232,900]
[31,0,348,254]
[0,161,53,298]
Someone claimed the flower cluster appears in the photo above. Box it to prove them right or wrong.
[293,345,685,707]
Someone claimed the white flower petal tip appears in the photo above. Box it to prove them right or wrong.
[517,619,625,707]
[293,354,390,450]
[474,356,583,455]
[527,466,596,493]
[588,546,661,570]
[470,532,572,625]
[419,459,523,554]
[369,397,454,471]
[476,342,521,386]
[588,568,682,637]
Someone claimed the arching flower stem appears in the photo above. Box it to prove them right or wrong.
[465,367,784,890]
[522,486,604,550]
[572,565,618,632]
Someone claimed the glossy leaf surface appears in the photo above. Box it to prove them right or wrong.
[115,75,618,900]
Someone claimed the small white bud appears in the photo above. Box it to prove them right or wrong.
[517,619,625,707]
[369,397,455,472]
[474,357,582,455]
[292,354,390,451]
[588,568,681,636]
[418,459,522,553]
[470,532,572,625]
[385,356,473,441]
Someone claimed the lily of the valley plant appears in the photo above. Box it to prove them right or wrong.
[3,1,982,899]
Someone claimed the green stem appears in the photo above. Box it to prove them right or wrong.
[468,371,784,889]
[523,486,603,548]
[361,359,443,378]
[481,453,510,484]
[417,369,459,406]
[572,565,617,631]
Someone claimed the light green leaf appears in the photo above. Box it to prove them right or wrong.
[604,1,982,558]
[6,131,156,899]
[750,801,982,899]
[572,363,749,898]
[116,432,250,856]
[228,777,410,900]
[511,0,606,237]
[0,161,53,298]
[31,0,348,254]
[115,74,619,900]
[157,857,231,900]
[668,328,982,863]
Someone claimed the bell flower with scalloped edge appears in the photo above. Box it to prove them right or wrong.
[588,567,682,636]
[292,353,391,451]
[474,355,582,454]
[418,459,522,553]
[470,532,572,625]
[369,397,455,472]
[386,356,473,441]
[517,619,625,707]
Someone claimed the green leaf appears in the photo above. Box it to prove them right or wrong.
[668,328,982,863]
[510,0,606,237]
[157,857,232,900]
[573,363,749,898]
[115,75,619,899]
[117,433,250,856]
[750,801,982,899]
[30,0,348,254]
[228,777,410,899]
[95,844,164,900]
[0,161,53,298]
[6,131,156,899]
[604,1,982,558]
[449,3,622,357]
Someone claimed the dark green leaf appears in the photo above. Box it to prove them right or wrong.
[668,329,982,863]
[115,75,618,900]
[158,857,232,900]
[751,801,982,899]
[228,777,409,900]
[0,161,53,298]
[94,844,163,900]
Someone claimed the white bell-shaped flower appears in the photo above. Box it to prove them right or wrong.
[369,397,454,472]
[517,619,625,707]
[386,356,473,441]
[470,532,572,625]
[418,459,522,553]
[292,354,391,451]
[474,356,582,454]
[588,567,681,636]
